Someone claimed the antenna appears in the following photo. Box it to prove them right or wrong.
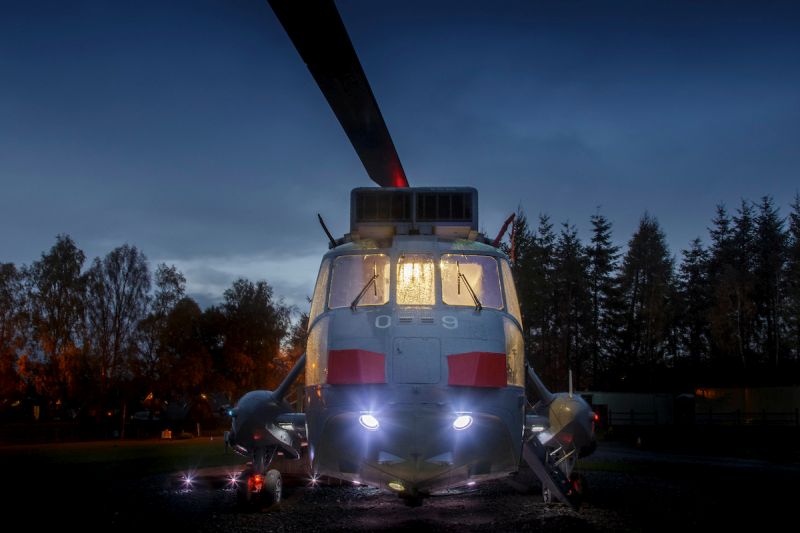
[317,213,337,248]
[568,369,573,399]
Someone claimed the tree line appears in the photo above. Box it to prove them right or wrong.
[1,194,798,421]
[510,194,800,392]
[0,235,307,421]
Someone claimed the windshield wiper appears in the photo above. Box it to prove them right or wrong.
[350,264,379,310]
[457,261,482,311]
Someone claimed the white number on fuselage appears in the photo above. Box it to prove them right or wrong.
[442,316,458,329]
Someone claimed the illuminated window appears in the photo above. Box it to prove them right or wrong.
[396,254,435,305]
[440,254,502,309]
[308,258,330,326]
[500,260,522,324]
[306,317,329,385]
[329,254,390,309]
[504,318,525,387]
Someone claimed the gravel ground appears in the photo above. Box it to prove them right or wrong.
[17,442,798,532]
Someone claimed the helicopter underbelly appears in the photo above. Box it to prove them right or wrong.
[305,384,525,494]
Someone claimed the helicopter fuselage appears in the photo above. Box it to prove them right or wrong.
[304,235,526,496]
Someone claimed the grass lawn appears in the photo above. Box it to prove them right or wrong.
[0,437,248,481]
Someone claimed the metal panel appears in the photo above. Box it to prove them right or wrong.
[392,337,441,384]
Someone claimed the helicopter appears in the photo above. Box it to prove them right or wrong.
[223,0,596,508]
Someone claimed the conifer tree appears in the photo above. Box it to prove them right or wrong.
[617,214,676,388]
[677,238,710,366]
[586,211,620,388]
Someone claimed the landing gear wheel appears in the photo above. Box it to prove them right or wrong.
[567,473,587,499]
[266,469,282,505]
[236,470,255,507]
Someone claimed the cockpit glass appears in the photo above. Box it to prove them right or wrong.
[329,254,390,308]
[308,258,330,325]
[501,260,522,324]
[396,254,435,305]
[440,254,503,309]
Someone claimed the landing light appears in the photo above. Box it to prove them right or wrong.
[388,481,405,492]
[359,413,380,431]
[453,414,473,431]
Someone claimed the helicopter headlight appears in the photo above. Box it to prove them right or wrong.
[453,414,473,431]
[358,413,380,431]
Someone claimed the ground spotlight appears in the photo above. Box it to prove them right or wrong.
[181,472,195,490]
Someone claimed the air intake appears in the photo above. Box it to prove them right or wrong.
[350,187,478,239]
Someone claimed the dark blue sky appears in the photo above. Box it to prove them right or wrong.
[2,0,799,308]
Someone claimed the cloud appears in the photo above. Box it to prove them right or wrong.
[156,250,322,311]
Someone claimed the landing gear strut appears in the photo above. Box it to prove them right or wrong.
[237,446,283,507]
[523,438,585,508]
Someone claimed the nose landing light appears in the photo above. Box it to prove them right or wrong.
[453,414,473,431]
[359,413,380,431]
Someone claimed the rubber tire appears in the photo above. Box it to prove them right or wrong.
[569,473,587,497]
[266,469,282,505]
[237,472,254,507]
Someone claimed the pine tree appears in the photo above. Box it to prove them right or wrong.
[530,214,558,386]
[677,238,710,367]
[616,214,676,388]
[753,196,786,367]
[706,205,738,369]
[586,211,620,389]
[707,202,759,373]
[731,200,758,368]
[786,194,800,361]
[551,223,591,390]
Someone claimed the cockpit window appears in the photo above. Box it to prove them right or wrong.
[440,254,503,309]
[308,258,330,326]
[396,254,435,305]
[329,254,390,309]
[501,260,522,324]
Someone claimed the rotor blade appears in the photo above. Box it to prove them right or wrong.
[268,0,409,188]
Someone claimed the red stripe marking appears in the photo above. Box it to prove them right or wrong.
[328,349,386,384]
[447,352,506,388]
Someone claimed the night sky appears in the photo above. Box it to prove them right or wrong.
[2,0,799,310]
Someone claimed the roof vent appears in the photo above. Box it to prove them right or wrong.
[350,187,478,240]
